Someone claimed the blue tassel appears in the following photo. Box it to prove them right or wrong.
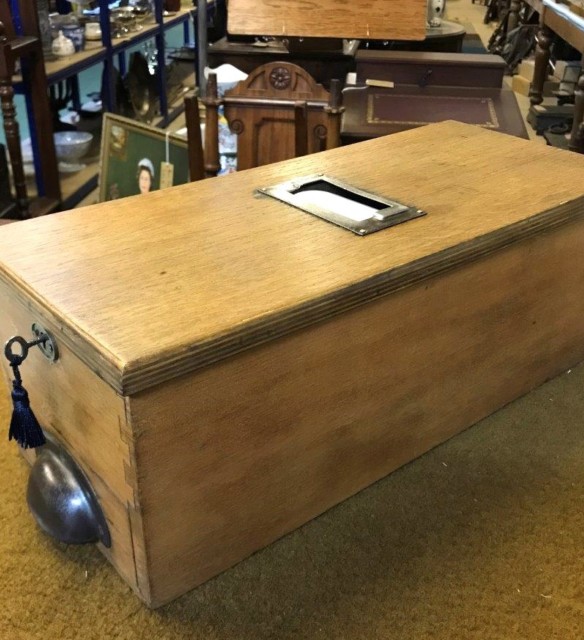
[9,380,46,449]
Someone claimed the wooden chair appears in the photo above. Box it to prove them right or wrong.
[0,1,60,220]
[202,61,344,177]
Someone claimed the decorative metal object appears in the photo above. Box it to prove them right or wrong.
[31,323,59,362]
[3,327,59,449]
[27,432,111,547]
[427,0,446,27]
[258,174,425,236]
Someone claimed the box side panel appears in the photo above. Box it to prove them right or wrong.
[0,286,149,601]
[129,218,584,607]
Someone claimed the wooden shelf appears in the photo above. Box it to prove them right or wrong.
[12,1,205,211]
[110,9,193,53]
[45,89,193,207]
[44,43,107,81]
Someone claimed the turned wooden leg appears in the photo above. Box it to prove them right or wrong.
[0,45,29,218]
[529,24,552,106]
[507,0,521,33]
[324,79,344,150]
[568,61,584,153]
[294,101,308,158]
[184,94,205,182]
[201,73,221,178]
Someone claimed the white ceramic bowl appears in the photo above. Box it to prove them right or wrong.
[53,131,93,162]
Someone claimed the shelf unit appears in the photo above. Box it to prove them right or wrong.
[11,0,204,209]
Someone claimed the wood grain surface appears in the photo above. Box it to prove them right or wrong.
[3,119,584,608]
[1,122,584,396]
[227,0,427,40]
[129,214,584,606]
[0,282,147,597]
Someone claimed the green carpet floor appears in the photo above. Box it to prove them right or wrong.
[1,363,584,639]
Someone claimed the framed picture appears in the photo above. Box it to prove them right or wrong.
[98,113,191,202]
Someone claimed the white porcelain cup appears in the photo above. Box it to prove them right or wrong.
[85,22,102,39]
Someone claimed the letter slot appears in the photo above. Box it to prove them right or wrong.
[257,174,426,235]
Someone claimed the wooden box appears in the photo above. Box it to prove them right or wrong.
[2,122,584,608]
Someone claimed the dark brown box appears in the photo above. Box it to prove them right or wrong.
[356,51,506,88]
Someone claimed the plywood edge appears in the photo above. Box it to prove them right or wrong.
[119,196,584,395]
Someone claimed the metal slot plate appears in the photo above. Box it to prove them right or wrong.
[257,174,426,236]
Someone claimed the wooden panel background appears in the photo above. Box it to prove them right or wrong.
[129,215,584,606]
[227,0,427,40]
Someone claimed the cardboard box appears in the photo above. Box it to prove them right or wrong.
[518,58,536,82]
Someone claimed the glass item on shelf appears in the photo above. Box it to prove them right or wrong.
[130,0,155,21]
[37,0,54,58]
[52,30,76,57]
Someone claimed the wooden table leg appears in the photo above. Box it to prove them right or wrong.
[568,59,584,153]
[529,23,552,106]
[0,57,29,218]
[201,73,221,178]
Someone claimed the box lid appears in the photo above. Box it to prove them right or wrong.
[227,0,427,40]
[1,121,584,395]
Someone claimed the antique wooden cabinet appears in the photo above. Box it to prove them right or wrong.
[1,122,584,607]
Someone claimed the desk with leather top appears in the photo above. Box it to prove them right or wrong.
[341,84,529,142]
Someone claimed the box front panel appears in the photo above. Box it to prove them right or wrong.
[129,217,584,607]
